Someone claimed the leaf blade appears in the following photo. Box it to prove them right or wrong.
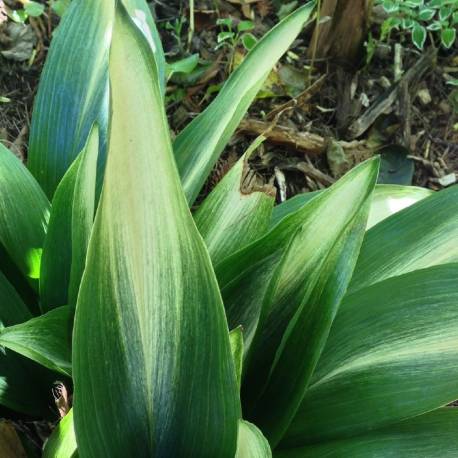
[72,6,240,457]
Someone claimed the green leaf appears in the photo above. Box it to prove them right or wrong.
[441,27,456,48]
[72,5,240,457]
[277,409,458,458]
[24,1,45,17]
[238,20,255,33]
[236,421,272,458]
[365,184,433,229]
[439,5,452,20]
[349,185,458,292]
[243,159,379,446]
[173,2,316,205]
[0,144,50,285]
[27,0,113,199]
[40,125,99,311]
[0,271,53,416]
[418,7,436,20]
[166,54,199,79]
[230,327,244,391]
[43,409,77,458]
[28,0,165,199]
[270,185,432,230]
[194,137,275,265]
[283,264,458,446]
[412,22,427,49]
[49,0,71,17]
[0,306,73,377]
[216,159,379,445]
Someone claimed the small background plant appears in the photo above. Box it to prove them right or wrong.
[378,0,458,49]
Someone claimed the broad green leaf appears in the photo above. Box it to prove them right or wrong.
[24,1,45,17]
[412,23,427,49]
[0,307,73,377]
[230,327,244,391]
[72,6,240,457]
[0,144,49,285]
[441,27,456,48]
[28,0,165,199]
[27,0,113,198]
[270,185,432,229]
[174,2,316,205]
[40,126,99,311]
[283,264,458,446]
[277,409,458,458]
[349,185,458,292]
[215,159,379,445]
[195,137,275,265]
[0,270,32,328]
[43,410,77,458]
[236,421,272,458]
[242,159,379,445]
[0,271,53,416]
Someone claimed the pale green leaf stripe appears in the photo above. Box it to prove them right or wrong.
[0,271,52,416]
[244,159,379,446]
[277,408,458,458]
[0,144,49,285]
[0,307,73,377]
[350,185,458,293]
[283,264,458,447]
[174,2,316,205]
[230,327,244,391]
[236,421,272,458]
[195,136,275,265]
[40,126,99,311]
[73,5,240,457]
[270,185,433,229]
[28,0,113,198]
[43,409,77,458]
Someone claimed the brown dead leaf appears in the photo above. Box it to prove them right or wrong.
[0,422,27,458]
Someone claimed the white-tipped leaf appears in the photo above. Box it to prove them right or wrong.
[194,137,275,265]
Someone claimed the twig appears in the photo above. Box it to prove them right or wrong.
[238,118,327,154]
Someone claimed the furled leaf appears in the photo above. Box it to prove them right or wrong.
[40,126,99,311]
[278,409,458,458]
[72,5,240,457]
[43,410,77,458]
[173,2,316,205]
[28,0,165,199]
[270,185,432,229]
[350,185,458,292]
[283,264,458,446]
[194,137,275,265]
[0,307,73,377]
[236,421,272,458]
[0,143,49,286]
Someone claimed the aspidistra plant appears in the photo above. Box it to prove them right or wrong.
[0,0,458,457]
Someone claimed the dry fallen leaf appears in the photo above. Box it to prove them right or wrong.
[0,422,27,458]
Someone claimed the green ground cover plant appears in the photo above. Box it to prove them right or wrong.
[0,0,458,456]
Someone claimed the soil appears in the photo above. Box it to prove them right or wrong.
[1,0,457,202]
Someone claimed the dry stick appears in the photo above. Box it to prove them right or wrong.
[237,118,327,154]
[348,47,437,139]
